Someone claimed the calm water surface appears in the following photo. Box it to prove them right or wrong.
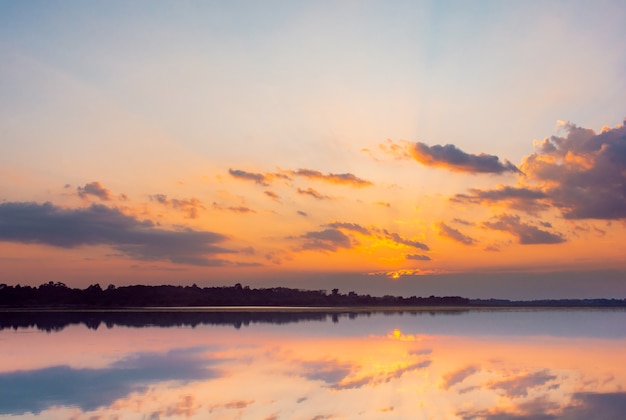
[1,308,625,419]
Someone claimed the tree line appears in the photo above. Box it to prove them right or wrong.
[0,282,624,308]
[0,282,470,308]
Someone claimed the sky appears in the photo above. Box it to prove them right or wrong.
[1,0,626,299]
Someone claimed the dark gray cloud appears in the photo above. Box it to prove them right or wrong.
[291,168,373,187]
[560,392,626,420]
[297,187,332,200]
[483,214,565,245]
[458,391,626,420]
[382,229,429,251]
[406,254,431,261]
[0,347,218,415]
[301,228,352,251]
[437,222,476,245]
[325,222,370,235]
[228,169,269,186]
[452,186,550,214]
[77,181,113,201]
[521,121,626,219]
[0,202,233,266]
[410,142,521,174]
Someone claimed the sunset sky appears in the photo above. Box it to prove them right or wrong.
[1,0,625,299]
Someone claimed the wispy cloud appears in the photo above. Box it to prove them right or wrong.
[441,365,480,390]
[297,187,332,200]
[290,168,373,187]
[264,190,280,201]
[452,186,549,214]
[326,222,430,251]
[489,369,557,398]
[437,222,476,245]
[406,254,431,261]
[212,203,256,214]
[483,214,565,245]
[150,194,205,219]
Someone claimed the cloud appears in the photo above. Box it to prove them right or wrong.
[291,168,373,187]
[208,399,255,413]
[77,181,113,201]
[560,392,626,420]
[483,214,565,245]
[300,228,352,252]
[160,395,200,418]
[212,203,256,214]
[297,358,430,391]
[452,218,473,226]
[441,365,480,390]
[297,187,332,200]
[406,254,431,261]
[325,222,370,235]
[452,186,550,214]
[297,210,308,217]
[410,142,521,174]
[489,370,557,398]
[381,229,429,251]
[150,194,205,219]
[437,222,477,245]
[0,347,218,415]
[264,190,280,201]
[228,169,270,186]
[325,222,430,251]
[0,202,234,266]
[520,120,626,219]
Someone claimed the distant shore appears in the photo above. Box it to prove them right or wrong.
[1,282,625,309]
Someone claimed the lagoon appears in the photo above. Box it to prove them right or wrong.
[1,308,625,419]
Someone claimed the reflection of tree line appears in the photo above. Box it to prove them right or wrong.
[0,282,471,308]
[0,310,335,332]
[0,310,471,332]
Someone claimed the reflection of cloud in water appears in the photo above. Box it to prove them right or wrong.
[297,357,431,390]
[441,365,480,389]
[489,369,558,398]
[0,347,219,415]
[458,392,626,419]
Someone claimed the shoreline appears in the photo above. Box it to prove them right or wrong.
[2,305,626,312]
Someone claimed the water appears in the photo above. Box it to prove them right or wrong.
[0,308,625,419]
